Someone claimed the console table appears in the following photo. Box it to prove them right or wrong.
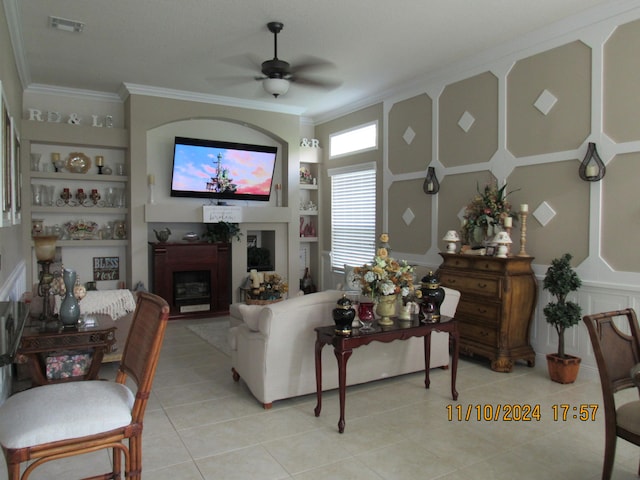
[437,253,536,372]
[17,315,116,386]
[314,316,459,433]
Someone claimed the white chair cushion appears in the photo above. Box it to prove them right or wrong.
[0,381,135,449]
[238,304,263,331]
[617,400,640,436]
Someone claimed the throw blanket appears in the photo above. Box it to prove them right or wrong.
[55,289,137,320]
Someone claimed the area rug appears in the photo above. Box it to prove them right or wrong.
[186,318,231,356]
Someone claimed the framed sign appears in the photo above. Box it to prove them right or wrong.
[93,257,120,281]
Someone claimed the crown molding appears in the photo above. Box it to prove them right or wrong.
[24,83,123,103]
[3,0,30,88]
[120,83,307,116]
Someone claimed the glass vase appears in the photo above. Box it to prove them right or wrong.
[59,268,80,327]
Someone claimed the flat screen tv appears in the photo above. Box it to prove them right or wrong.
[170,136,278,202]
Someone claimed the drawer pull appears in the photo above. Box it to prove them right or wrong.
[477,308,488,314]
[477,283,488,289]
[448,278,457,284]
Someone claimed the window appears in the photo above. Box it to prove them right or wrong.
[329,122,377,158]
[328,162,376,270]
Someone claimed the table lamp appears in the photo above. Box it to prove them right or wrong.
[442,230,461,254]
[493,231,513,258]
[34,235,58,326]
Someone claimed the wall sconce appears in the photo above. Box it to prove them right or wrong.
[423,166,440,194]
[442,230,460,253]
[579,142,606,182]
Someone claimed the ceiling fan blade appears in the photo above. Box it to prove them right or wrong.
[290,55,336,75]
[291,76,342,90]
[219,53,264,72]
[206,75,255,88]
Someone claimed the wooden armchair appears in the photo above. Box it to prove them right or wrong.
[583,308,640,480]
[0,291,170,480]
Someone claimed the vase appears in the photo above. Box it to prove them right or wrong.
[59,268,81,327]
[376,294,397,326]
[358,301,375,332]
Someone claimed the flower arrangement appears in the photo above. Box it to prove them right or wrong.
[353,234,420,301]
[299,167,313,184]
[462,182,517,245]
[246,272,289,304]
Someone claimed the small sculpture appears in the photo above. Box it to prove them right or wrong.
[154,227,171,243]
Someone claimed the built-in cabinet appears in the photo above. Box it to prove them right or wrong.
[21,121,129,290]
[437,253,537,372]
[299,146,321,289]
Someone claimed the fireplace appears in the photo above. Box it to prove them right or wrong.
[150,242,231,320]
[173,270,211,313]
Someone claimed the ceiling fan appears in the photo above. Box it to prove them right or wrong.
[255,21,340,98]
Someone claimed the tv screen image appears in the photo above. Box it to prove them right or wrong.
[171,136,278,202]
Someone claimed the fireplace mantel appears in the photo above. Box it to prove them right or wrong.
[144,204,291,223]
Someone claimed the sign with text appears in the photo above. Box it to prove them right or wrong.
[202,205,242,223]
[93,257,120,281]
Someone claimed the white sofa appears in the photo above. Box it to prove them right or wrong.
[229,288,460,408]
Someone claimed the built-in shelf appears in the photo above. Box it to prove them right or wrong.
[32,240,128,248]
[31,206,128,214]
[299,184,318,190]
[30,172,128,182]
[300,237,318,242]
[299,210,318,216]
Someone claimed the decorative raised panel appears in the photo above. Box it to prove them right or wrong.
[533,89,558,116]
[402,126,416,145]
[532,201,556,227]
[457,111,476,133]
[402,207,415,226]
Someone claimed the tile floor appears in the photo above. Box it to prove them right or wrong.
[3,317,640,479]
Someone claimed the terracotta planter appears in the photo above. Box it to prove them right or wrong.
[546,353,581,384]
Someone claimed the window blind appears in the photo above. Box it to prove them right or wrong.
[329,164,376,271]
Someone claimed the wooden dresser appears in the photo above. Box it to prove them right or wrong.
[437,253,536,372]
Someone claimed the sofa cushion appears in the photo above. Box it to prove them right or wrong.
[238,304,264,331]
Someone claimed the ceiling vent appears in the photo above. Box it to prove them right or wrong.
[48,16,85,33]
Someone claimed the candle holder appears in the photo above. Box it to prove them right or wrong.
[58,188,72,206]
[76,189,86,206]
[518,211,529,257]
[89,189,101,205]
[95,156,104,175]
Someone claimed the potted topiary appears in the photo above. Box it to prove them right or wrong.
[202,221,242,243]
[543,253,583,384]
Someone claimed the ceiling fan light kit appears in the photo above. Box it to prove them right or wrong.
[263,77,290,97]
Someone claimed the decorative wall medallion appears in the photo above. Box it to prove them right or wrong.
[533,201,556,226]
[403,126,416,145]
[402,207,415,226]
[458,111,476,133]
[534,89,558,115]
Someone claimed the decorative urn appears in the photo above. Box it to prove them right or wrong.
[333,294,356,335]
[420,271,446,323]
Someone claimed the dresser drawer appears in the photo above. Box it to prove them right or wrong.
[456,299,500,324]
[459,321,497,347]
[440,273,501,298]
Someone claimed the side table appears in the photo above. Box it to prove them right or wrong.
[314,316,459,433]
[17,314,116,386]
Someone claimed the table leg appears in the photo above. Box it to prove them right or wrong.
[314,339,324,417]
[450,327,459,401]
[423,331,432,389]
[334,347,352,433]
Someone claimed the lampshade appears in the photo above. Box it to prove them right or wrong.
[493,231,512,244]
[33,235,58,262]
[442,230,460,242]
[263,78,290,97]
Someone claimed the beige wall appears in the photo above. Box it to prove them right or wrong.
[125,94,302,289]
[0,5,25,299]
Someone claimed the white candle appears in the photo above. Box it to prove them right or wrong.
[520,204,528,213]
[427,181,434,192]
[148,174,155,185]
[503,217,512,228]
[586,165,598,178]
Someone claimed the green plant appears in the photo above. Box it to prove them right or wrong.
[543,253,583,358]
[202,222,242,243]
